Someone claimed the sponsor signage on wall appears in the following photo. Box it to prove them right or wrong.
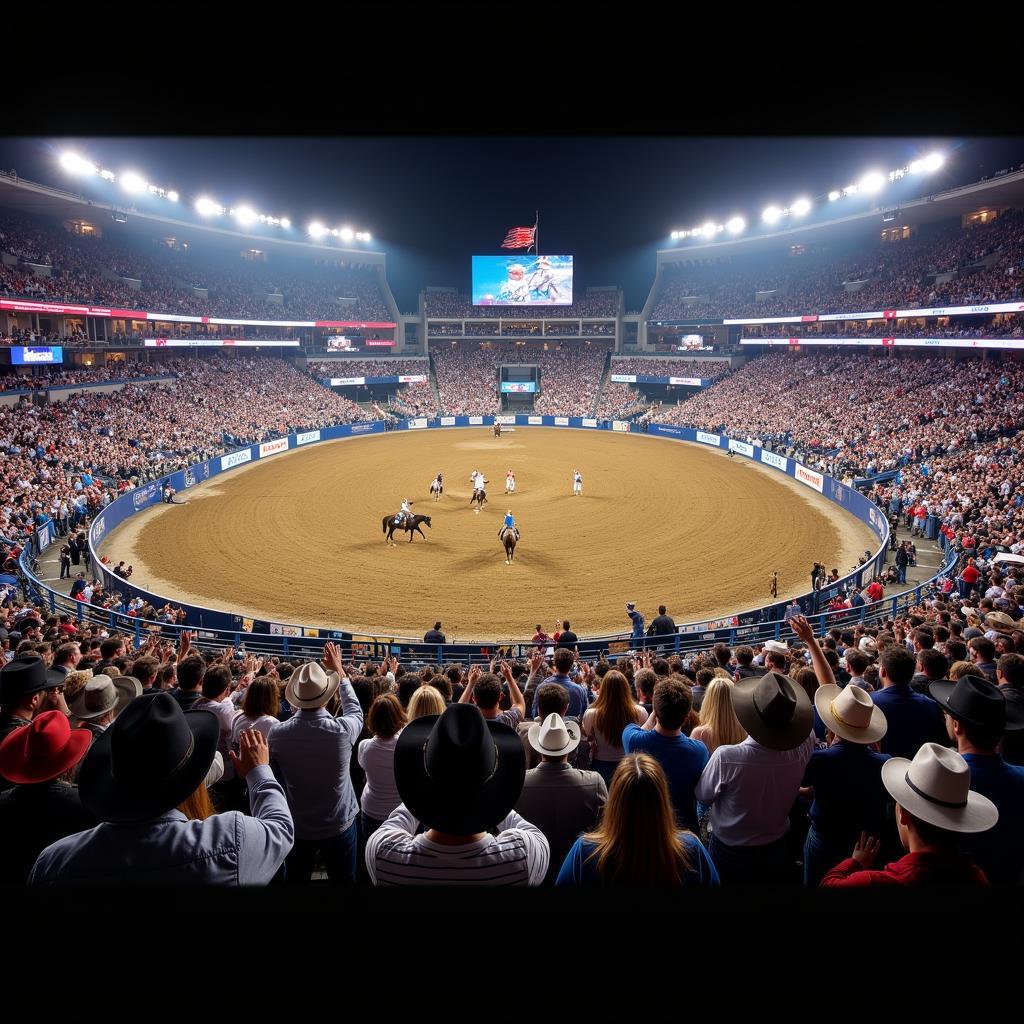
[397,374,426,383]
[554,417,569,426]
[365,339,396,347]
[349,423,376,434]
[612,420,631,432]
[296,430,321,445]
[221,450,253,470]
[497,415,516,425]
[259,438,289,458]
[582,418,598,428]
[696,431,720,446]
[728,439,754,457]
[668,376,702,386]
[610,374,637,383]
[527,415,542,425]
[795,464,824,492]
[468,416,483,425]
[329,377,365,386]
[760,450,788,471]
[440,417,456,426]
[408,418,428,429]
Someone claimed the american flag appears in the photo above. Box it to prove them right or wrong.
[500,225,536,250]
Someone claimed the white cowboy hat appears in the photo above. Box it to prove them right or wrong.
[881,742,998,834]
[814,684,887,745]
[763,640,790,655]
[858,636,878,655]
[527,713,582,758]
[285,662,341,711]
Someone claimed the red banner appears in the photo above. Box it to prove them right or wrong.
[365,339,395,347]
[314,321,396,329]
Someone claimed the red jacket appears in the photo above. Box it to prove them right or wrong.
[961,565,980,584]
[821,851,989,887]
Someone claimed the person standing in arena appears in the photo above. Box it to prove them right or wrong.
[505,468,516,494]
[573,469,583,496]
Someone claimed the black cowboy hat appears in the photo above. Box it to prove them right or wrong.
[0,654,66,705]
[393,703,526,835]
[927,676,1024,733]
[77,691,220,823]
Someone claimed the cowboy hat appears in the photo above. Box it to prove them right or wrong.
[69,675,142,721]
[0,655,66,705]
[77,691,220,823]
[858,637,878,655]
[285,662,340,710]
[394,703,526,834]
[732,671,813,751]
[881,742,998,834]
[763,640,790,656]
[814,684,887,745]
[927,675,1024,733]
[0,710,92,785]
[984,611,1017,632]
[527,713,581,758]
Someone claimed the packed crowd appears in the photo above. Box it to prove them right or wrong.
[424,290,619,318]
[2,581,1023,888]
[608,357,730,379]
[0,362,175,393]
[430,343,609,416]
[654,351,1024,480]
[742,316,1024,341]
[0,356,373,547]
[0,212,392,321]
[652,209,1024,319]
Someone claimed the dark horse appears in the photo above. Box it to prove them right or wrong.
[493,421,502,437]
[470,488,487,511]
[383,513,432,544]
[500,525,518,564]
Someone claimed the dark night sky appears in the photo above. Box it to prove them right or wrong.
[2,136,1024,312]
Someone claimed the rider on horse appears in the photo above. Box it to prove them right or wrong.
[499,509,520,541]
[396,497,414,527]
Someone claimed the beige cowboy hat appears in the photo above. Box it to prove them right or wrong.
[285,662,341,710]
[527,713,582,758]
[881,742,998,834]
[69,674,143,721]
[814,684,887,745]
[984,611,1017,632]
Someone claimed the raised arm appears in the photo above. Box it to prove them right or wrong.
[789,614,836,688]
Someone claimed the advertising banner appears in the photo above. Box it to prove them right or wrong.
[365,339,396,347]
[612,420,631,432]
[397,375,426,384]
[582,418,598,428]
[296,430,321,445]
[329,377,365,386]
[696,431,720,446]
[527,415,542,425]
[554,417,569,426]
[468,416,483,425]
[728,439,754,457]
[259,438,289,458]
[221,450,253,470]
[668,377,701,386]
[408,418,428,430]
[11,346,63,364]
[497,415,516,425]
[440,417,456,426]
[610,374,637,383]
[795,464,824,493]
[760,450,788,471]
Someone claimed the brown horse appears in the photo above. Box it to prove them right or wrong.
[382,513,432,544]
[470,487,487,511]
[500,525,518,564]
[493,422,502,437]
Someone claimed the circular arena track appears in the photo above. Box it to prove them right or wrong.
[102,428,876,641]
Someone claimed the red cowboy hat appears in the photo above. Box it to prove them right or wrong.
[0,710,92,785]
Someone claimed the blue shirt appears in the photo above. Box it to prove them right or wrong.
[960,753,1024,884]
[504,514,514,528]
[531,674,589,719]
[627,609,645,637]
[268,681,364,840]
[29,765,293,885]
[871,685,946,760]
[802,741,891,843]
[621,725,709,831]
[555,832,719,887]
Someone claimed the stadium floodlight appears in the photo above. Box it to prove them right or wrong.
[361,232,372,243]
[308,221,328,239]
[762,205,782,225]
[828,190,841,202]
[99,169,117,182]
[701,221,717,239]
[166,190,179,203]
[339,226,355,242]
[233,205,257,227]
[726,216,746,235]
[921,152,944,173]
[120,172,147,194]
[859,171,886,194]
[60,152,98,176]
[195,196,224,217]
[280,217,291,229]
[791,197,812,217]
[670,231,680,240]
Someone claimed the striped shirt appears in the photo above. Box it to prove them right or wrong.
[366,804,549,885]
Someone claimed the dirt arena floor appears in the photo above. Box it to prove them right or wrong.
[101,428,877,641]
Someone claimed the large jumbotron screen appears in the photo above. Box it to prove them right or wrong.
[472,255,573,306]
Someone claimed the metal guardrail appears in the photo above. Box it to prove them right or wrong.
[19,545,959,665]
